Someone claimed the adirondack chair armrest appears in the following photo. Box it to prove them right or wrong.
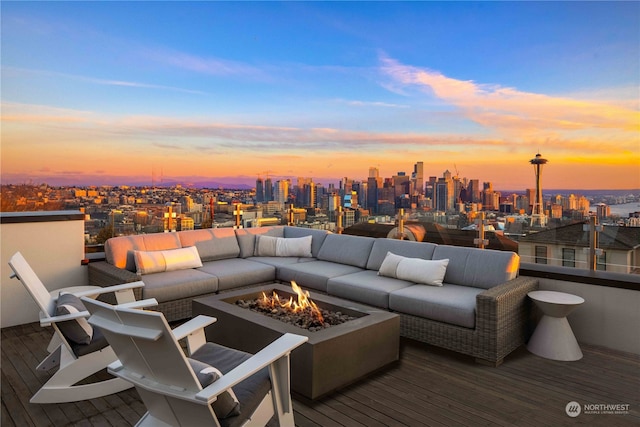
[172,315,218,354]
[40,297,156,327]
[117,298,158,310]
[195,333,308,403]
[70,281,146,304]
[39,310,90,327]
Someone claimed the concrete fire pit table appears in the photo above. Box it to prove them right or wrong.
[193,283,400,400]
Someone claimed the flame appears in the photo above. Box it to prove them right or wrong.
[260,281,324,323]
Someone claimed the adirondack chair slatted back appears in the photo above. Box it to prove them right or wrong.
[83,298,221,425]
[9,252,57,316]
[84,298,202,390]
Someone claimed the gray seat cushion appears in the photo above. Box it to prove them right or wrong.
[191,342,271,427]
[327,270,414,309]
[247,256,316,268]
[140,269,219,303]
[277,260,364,293]
[198,259,276,291]
[71,326,110,357]
[432,245,519,289]
[389,284,484,328]
[366,239,437,271]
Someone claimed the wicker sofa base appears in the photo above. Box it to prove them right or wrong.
[399,276,539,365]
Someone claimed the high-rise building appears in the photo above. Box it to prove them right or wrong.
[425,176,437,209]
[467,179,481,203]
[596,203,610,219]
[393,172,410,207]
[264,178,273,202]
[434,170,457,212]
[296,177,314,207]
[305,180,316,208]
[435,171,454,212]
[366,176,378,213]
[255,178,264,203]
[577,196,590,215]
[274,180,289,204]
[315,183,325,209]
[411,161,424,195]
[355,181,366,209]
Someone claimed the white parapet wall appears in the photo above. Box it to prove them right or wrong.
[0,211,88,328]
[536,278,640,355]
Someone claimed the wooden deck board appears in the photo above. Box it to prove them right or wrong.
[2,323,639,426]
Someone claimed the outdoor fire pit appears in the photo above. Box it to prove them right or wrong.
[235,281,357,332]
[193,283,400,399]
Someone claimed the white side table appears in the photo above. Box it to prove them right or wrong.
[527,290,584,361]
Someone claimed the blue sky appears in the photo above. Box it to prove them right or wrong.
[2,1,639,189]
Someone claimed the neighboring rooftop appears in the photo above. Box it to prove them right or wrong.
[344,221,519,252]
[520,222,640,251]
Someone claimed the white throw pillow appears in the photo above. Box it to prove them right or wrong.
[378,252,405,278]
[396,257,449,287]
[134,246,203,275]
[276,235,313,257]
[255,235,312,257]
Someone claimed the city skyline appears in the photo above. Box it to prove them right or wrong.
[2,2,639,190]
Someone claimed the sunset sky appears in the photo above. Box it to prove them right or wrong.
[2,1,639,190]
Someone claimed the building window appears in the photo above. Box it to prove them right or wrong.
[562,248,576,267]
[535,246,548,264]
[597,251,607,271]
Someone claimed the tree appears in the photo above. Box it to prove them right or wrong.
[95,224,114,244]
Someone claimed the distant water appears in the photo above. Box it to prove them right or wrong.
[607,202,640,217]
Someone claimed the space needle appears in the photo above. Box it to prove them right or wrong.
[530,153,548,227]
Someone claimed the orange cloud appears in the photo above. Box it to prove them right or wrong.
[379,56,640,138]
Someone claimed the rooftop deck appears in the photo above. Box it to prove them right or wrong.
[3,322,638,427]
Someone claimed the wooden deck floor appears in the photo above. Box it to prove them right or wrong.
[2,322,639,427]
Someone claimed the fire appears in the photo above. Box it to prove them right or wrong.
[260,281,324,323]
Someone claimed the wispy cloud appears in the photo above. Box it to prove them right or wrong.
[83,76,206,95]
[152,142,183,150]
[335,98,409,109]
[2,67,206,95]
[378,55,640,137]
[144,48,267,80]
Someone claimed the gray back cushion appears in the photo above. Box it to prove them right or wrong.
[317,234,375,268]
[432,245,520,289]
[283,227,330,258]
[105,235,146,270]
[234,226,284,258]
[179,228,240,261]
[106,233,182,271]
[366,239,437,271]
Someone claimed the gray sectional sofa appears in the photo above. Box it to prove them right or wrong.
[89,225,538,365]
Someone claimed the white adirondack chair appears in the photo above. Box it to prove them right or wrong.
[8,251,154,404]
[82,296,308,427]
